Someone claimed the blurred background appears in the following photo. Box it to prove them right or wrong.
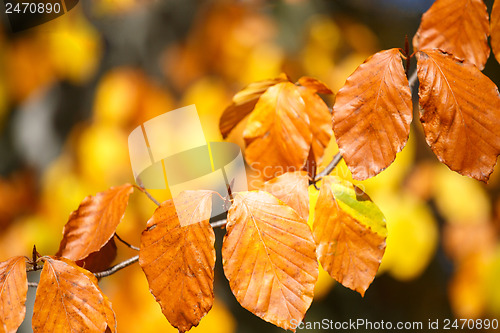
[1,0,500,332]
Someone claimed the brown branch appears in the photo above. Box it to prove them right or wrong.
[28,282,38,288]
[316,152,343,180]
[115,233,140,251]
[94,255,139,279]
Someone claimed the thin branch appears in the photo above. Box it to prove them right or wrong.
[94,255,139,279]
[408,70,418,91]
[316,152,343,180]
[115,233,140,251]
[135,179,161,207]
[28,282,38,288]
[210,219,227,228]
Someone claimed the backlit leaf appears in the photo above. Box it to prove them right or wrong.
[244,82,312,180]
[312,176,387,296]
[416,49,500,182]
[0,257,27,333]
[56,183,134,261]
[32,257,115,333]
[491,0,500,64]
[219,75,288,138]
[297,77,333,94]
[413,0,490,70]
[76,238,117,273]
[139,191,215,332]
[332,48,412,180]
[262,171,310,221]
[222,191,318,331]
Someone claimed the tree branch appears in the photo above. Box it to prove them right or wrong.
[115,233,140,251]
[210,219,227,228]
[316,152,343,180]
[94,255,139,279]
[134,179,161,207]
[408,70,418,91]
[28,282,38,288]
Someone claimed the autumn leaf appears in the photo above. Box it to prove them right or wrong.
[312,176,387,296]
[32,257,116,333]
[413,0,490,70]
[222,191,318,331]
[416,49,500,182]
[297,76,333,94]
[76,238,117,273]
[492,0,500,64]
[332,48,412,180]
[262,171,310,221]
[139,190,215,332]
[0,257,27,333]
[56,183,133,261]
[219,75,288,138]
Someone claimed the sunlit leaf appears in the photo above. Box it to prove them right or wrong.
[139,191,215,332]
[416,49,500,182]
[262,171,310,221]
[56,184,134,261]
[413,0,490,70]
[32,257,115,333]
[76,238,117,273]
[297,76,333,94]
[332,48,412,180]
[222,191,318,331]
[0,257,27,333]
[492,0,500,65]
[312,176,387,296]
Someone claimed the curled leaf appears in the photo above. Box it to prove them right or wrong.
[222,191,318,331]
[139,190,215,332]
[313,176,387,296]
[56,183,133,261]
[416,49,500,182]
[413,0,490,70]
[333,48,412,180]
[0,257,27,333]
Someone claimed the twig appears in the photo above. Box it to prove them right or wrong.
[210,219,227,228]
[408,70,418,91]
[94,255,139,279]
[134,180,161,207]
[316,152,343,180]
[28,282,38,288]
[115,233,140,251]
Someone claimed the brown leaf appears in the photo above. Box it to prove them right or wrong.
[413,0,490,70]
[219,75,288,138]
[244,82,312,180]
[262,171,310,221]
[56,184,133,261]
[492,0,500,64]
[32,257,115,333]
[313,176,387,296]
[332,48,412,180]
[222,191,318,331]
[297,76,333,94]
[0,257,27,333]
[416,49,500,182]
[76,238,117,273]
[139,190,215,332]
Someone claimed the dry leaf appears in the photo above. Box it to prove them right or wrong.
[244,82,312,180]
[32,257,115,333]
[139,190,215,332]
[76,238,117,273]
[262,171,310,221]
[0,257,27,333]
[492,0,500,64]
[332,48,412,180]
[219,75,288,138]
[56,184,133,261]
[416,49,500,182]
[297,76,333,94]
[222,191,318,331]
[313,176,387,296]
[413,0,490,70]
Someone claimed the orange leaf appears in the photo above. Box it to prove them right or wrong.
[413,0,490,70]
[0,257,27,333]
[492,0,500,64]
[56,184,133,261]
[262,171,310,221]
[297,76,333,94]
[222,191,318,331]
[32,257,116,333]
[139,190,215,332]
[219,75,288,138]
[313,176,387,296]
[333,48,412,180]
[416,49,500,182]
[244,82,312,180]
[76,238,117,273]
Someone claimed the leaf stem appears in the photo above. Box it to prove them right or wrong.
[115,233,140,251]
[94,255,139,279]
[316,152,343,180]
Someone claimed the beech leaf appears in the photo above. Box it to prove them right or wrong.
[297,76,333,94]
[0,257,27,333]
[262,171,310,221]
[32,257,116,333]
[332,48,412,180]
[76,238,117,273]
[313,176,387,296]
[492,0,500,64]
[139,190,215,332]
[222,191,318,331]
[56,183,133,261]
[416,49,500,182]
[413,0,490,70]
